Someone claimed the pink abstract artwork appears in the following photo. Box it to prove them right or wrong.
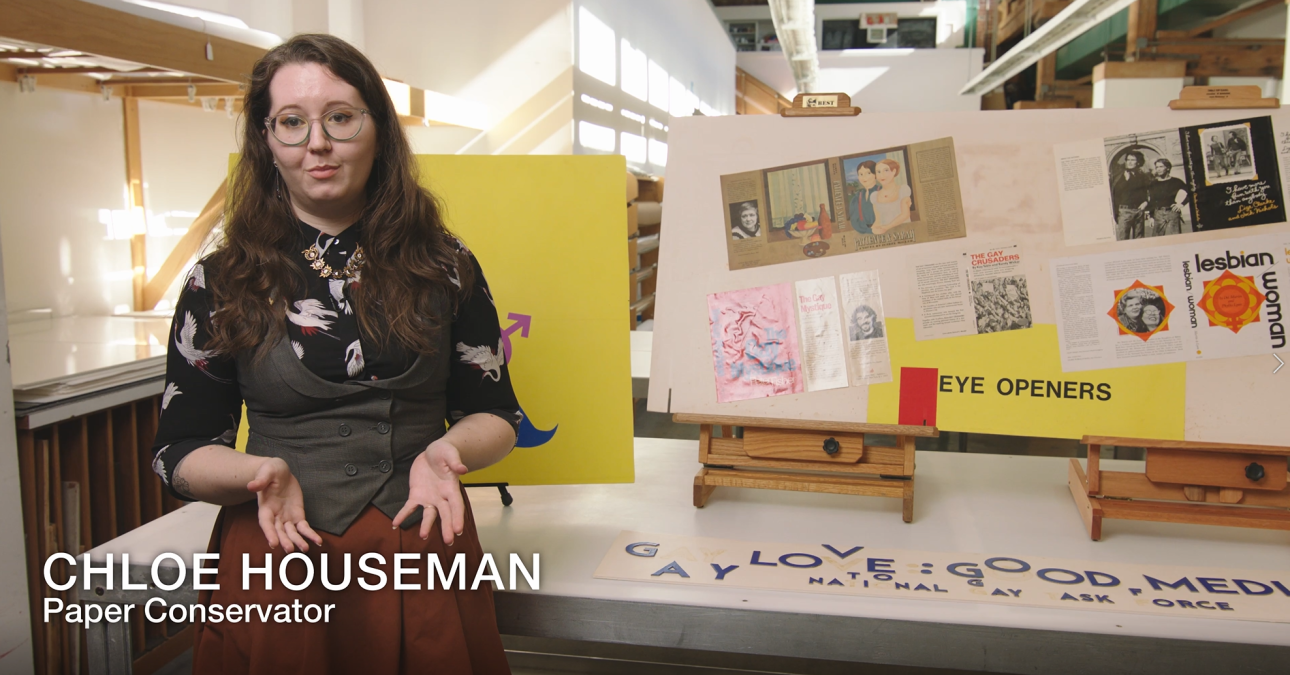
[707,283,805,403]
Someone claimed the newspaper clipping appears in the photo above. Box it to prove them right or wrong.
[1050,232,1290,372]
[706,274,895,401]
[910,243,1034,341]
[720,138,968,270]
[839,271,893,385]
[1054,115,1290,247]
[794,277,850,392]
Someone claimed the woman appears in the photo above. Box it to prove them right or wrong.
[1117,294,1148,334]
[846,161,879,235]
[1142,303,1163,333]
[870,159,911,234]
[151,35,518,673]
[731,201,760,239]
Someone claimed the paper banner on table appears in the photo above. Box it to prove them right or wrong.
[708,283,805,402]
[596,531,1290,624]
[838,271,892,385]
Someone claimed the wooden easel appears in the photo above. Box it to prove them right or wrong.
[1065,88,1290,539]
[1069,436,1290,540]
[1168,85,1279,110]
[678,94,936,521]
[675,414,938,522]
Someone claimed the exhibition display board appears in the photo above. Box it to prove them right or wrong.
[649,108,1290,445]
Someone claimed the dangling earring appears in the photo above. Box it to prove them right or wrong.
[273,162,282,199]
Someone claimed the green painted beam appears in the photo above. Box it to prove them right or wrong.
[1055,8,1129,77]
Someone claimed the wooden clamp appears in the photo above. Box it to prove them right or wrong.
[674,413,937,523]
[781,92,861,117]
[1069,435,1290,541]
[1168,85,1280,110]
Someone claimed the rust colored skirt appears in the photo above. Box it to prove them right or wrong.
[191,494,510,675]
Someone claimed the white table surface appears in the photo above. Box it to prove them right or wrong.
[88,438,1290,649]
[629,330,651,380]
[472,438,1289,648]
[10,316,170,389]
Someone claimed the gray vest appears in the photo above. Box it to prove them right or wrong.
[236,326,450,536]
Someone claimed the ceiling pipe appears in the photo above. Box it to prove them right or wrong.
[767,0,820,94]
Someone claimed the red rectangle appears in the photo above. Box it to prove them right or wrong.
[898,367,938,427]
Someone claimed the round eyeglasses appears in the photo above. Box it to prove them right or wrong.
[265,107,370,146]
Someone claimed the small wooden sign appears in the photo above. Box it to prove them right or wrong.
[782,92,861,117]
[1168,85,1280,110]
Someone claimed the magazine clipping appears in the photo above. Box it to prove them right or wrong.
[910,243,1033,341]
[1050,232,1290,372]
[1053,115,1290,246]
[839,271,894,385]
[719,138,967,270]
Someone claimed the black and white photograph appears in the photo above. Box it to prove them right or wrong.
[1103,129,1194,241]
[1199,123,1256,185]
[971,276,1032,334]
[728,200,762,240]
[1114,287,1167,336]
[848,303,885,341]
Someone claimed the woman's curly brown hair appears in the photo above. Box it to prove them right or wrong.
[204,33,472,360]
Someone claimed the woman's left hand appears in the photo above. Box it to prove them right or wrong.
[392,440,470,545]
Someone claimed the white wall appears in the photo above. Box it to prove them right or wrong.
[0,83,133,317]
[0,84,238,318]
[737,49,984,113]
[364,0,575,155]
[138,100,240,309]
[715,1,970,50]
[573,0,736,173]
[1214,3,1286,39]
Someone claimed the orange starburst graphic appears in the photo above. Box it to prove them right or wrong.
[1198,269,1266,333]
[1108,280,1175,341]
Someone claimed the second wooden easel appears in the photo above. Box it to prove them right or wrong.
[675,414,937,522]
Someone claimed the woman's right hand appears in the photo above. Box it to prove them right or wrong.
[246,457,323,553]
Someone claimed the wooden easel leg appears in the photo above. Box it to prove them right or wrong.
[901,479,915,523]
[694,468,715,507]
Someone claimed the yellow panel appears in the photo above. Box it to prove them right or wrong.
[417,155,634,484]
[867,319,1186,440]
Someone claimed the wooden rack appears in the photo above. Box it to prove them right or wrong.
[17,395,187,675]
[1068,435,1290,540]
[675,414,938,522]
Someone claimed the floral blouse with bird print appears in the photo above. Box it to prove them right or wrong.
[150,220,522,496]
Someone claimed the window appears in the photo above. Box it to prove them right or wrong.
[820,17,938,50]
[648,60,669,112]
[621,132,646,164]
[578,7,616,86]
[578,121,615,152]
[621,39,647,102]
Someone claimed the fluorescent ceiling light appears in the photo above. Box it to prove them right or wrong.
[959,0,1138,96]
[125,0,250,29]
